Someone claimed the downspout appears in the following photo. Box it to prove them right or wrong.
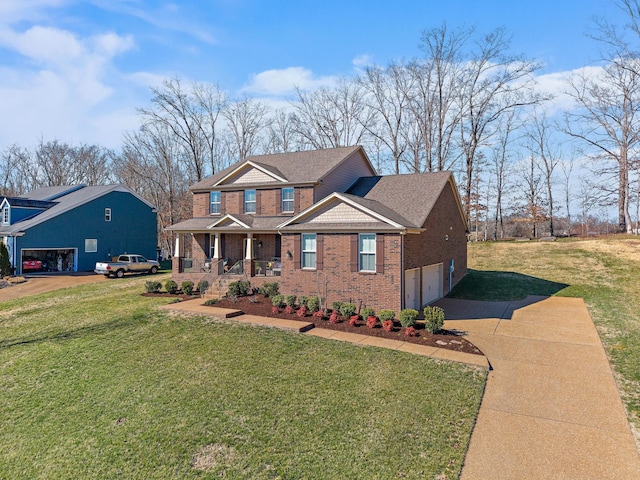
[400,230,405,310]
[449,259,455,293]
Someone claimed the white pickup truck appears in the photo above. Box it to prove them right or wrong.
[95,254,159,278]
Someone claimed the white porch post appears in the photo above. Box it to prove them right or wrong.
[245,233,253,260]
[212,234,220,259]
[174,234,180,257]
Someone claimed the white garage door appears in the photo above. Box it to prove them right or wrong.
[421,263,443,306]
[404,268,420,310]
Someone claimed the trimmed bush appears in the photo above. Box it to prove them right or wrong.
[271,306,280,314]
[271,294,285,308]
[284,305,295,314]
[360,307,375,319]
[181,281,194,295]
[423,306,445,333]
[306,296,320,312]
[399,309,419,328]
[382,319,394,332]
[145,280,162,293]
[258,282,279,298]
[164,279,178,294]
[339,303,356,318]
[349,315,359,326]
[404,326,417,337]
[379,309,395,322]
[332,301,343,312]
[366,316,378,329]
[298,296,308,308]
[197,279,209,294]
[312,310,324,320]
[228,280,251,297]
[297,306,308,318]
[203,298,218,306]
[285,294,297,307]
[329,311,340,323]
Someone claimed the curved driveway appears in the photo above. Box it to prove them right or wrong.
[0,272,107,302]
[438,295,640,479]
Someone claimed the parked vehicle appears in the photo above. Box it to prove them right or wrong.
[94,254,159,278]
[22,258,43,271]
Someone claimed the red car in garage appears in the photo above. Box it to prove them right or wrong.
[22,259,43,271]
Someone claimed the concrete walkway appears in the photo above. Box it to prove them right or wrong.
[436,295,640,480]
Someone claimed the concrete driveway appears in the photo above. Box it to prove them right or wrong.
[436,295,640,479]
[0,272,107,302]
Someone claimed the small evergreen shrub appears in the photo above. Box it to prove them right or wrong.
[404,326,417,337]
[271,306,280,314]
[313,310,324,321]
[145,280,162,293]
[197,279,209,294]
[306,296,320,312]
[298,296,308,308]
[181,281,194,295]
[382,319,394,332]
[164,279,178,294]
[332,301,343,312]
[228,280,251,297]
[0,242,11,277]
[203,298,218,306]
[258,282,279,298]
[349,315,359,326]
[329,311,340,323]
[360,307,375,319]
[284,305,295,314]
[423,306,445,333]
[366,316,378,329]
[339,303,356,318]
[399,309,419,328]
[285,294,297,307]
[271,294,285,307]
[379,309,395,322]
[297,306,308,318]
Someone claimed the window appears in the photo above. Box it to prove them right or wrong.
[2,207,8,224]
[244,189,256,213]
[210,191,221,215]
[281,187,294,212]
[105,208,111,222]
[301,233,316,269]
[359,234,376,272]
[85,239,97,253]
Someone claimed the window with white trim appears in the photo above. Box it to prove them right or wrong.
[210,191,221,214]
[359,233,376,272]
[281,187,294,212]
[85,239,97,253]
[2,207,9,224]
[244,189,256,213]
[105,208,111,221]
[302,233,316,269]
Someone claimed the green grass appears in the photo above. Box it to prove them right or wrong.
[461,236,640,434]
[0,276,486,479]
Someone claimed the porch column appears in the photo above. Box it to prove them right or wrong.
[245,233,253,260]
[174,234,180,257]
[212,234,220,259]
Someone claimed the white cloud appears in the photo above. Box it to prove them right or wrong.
[352,54,374,70]
[242,67,337,96]
[535,65,606,114]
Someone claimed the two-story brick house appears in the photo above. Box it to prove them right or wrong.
[166,146,467,312]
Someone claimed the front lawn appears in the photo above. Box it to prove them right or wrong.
[0,276,485,479]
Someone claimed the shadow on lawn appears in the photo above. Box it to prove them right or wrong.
[0,311,151,350]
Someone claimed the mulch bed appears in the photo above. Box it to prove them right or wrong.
[209,295,483,356]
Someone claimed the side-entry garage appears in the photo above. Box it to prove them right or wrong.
[404,263,443,310]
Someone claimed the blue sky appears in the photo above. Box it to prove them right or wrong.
[0,0,629,150]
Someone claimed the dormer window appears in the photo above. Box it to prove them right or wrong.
[2,206,9,225]
[105,208,111,222]
[282,188,294,213]
[244,190,256,214]
[210,191,221,215]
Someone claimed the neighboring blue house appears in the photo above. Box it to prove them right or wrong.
[0,185,157,275]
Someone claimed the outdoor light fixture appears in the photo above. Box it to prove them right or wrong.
[285,250,292,260]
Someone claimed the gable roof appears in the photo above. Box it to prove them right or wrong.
[0,185,157,235]
[165,215,285,233]
[190,146,375,191]
[1,196,57,209]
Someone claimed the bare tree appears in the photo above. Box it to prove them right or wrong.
[490,111,519,240]
[560,155,575,236]
[264,109,299,154]
[0,144,34,195]
[223,96,269,160]
[192,82,228,174]
[514,154,547,238]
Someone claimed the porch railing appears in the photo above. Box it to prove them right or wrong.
[253,259,281,277]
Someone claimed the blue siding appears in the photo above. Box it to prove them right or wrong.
[15,191,157,273]
[10,206,48,223]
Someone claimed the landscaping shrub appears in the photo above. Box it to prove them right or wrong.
[423,306,445,333]
[145,280,162,293]
[360,307,375,319]
[181,281,194,295]
[339,302,356,318]
[306,296,320,312]
[312,310,324,321]
[404,326,417,337]
[298,296,308,308]
[329,311,340,323]
[285,294,297,307]
[271,294,285,308]
[284,305,295,314]
[0,242,11,277]
[228,280,251,297]
[349,315,359,326]
[271,306,280,314]
[399,309,419,328]
[197,279,209,294]
[379,309,395,322]
[258,282,279,298]
[164,279,178,294]
[297,306,308,318]
[332,301,343,312]
[203,298,218,306]
[382,319,394,332]
[366,316,378,329]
